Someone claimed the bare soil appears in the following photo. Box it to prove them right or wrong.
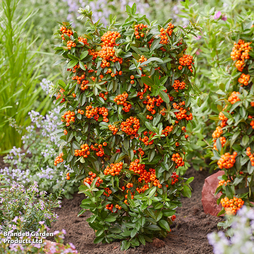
[47,168,223,254]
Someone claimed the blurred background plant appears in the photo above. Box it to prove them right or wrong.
[207,206,254,254]
[0,0,45,153]
[0,99,80,199]
[179,0,254,171]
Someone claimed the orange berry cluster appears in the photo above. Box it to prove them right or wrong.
[126,183,133,188]
[124,190,135,204]
[90,143,105,157]
[103,187,112,197]
[54,153,64,166]
[219,112,228,127]
[160,108,166,116]
[114,92,132,112]
[56,88,65,103]
[172,80,186,92]
[217,179,231,188]
[250,120,254,129]
[104,162,123,176]
[108,124,118,135]
[159,23,174,44]
[238,73,250,86]
[66,172,70,180]
[60,26,73,40]
[99,91,108,101]
[138,55,147,63]
[246,147,254,166]
[77,109,84,115]
[133,148,145,157]
[217,152,237,169]
[74,143,90,157]
[171,172,179,185]
[228,91,241,104]
[72,73,86,84]
[67,64,80,73]
[172,153,184,169]
[144,95,164,115]
[67,40,76,50]
[83,172,103,187]
[212,126,223,140]
[213,137,226,151]
[120,117,140,136]
[129,159,146,174]
[85,105,109,122]
[61,111,75,126]
[89,31,122,68]
[134,23,148,39]
[173,102,193,121]
[171,215,176,221]
[137,84,150,99]
[136,184,149,194]
[78,36,89,46]
[139,167,161,187]
[106,204,122,212]
[220,197,244,215]
[139,131,155,146]
[179,54,194,72]
[162,126,173,137]
[231,39,252,71]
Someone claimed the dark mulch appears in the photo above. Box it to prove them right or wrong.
[47,168,222,254]
[0,155,8,169]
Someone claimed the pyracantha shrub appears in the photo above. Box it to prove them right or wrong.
[54,4,194,250]
[211,26,254,216]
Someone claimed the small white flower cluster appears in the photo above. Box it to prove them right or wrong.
[208,206,254,254]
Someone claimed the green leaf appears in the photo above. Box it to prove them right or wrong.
[140,57,163,66]
[121,240,130,251]
[153,114,161,127]
[159,91,169,103]
[162,209,175,217]
[146,224,161,231]
[141,76,154,87]
[182,185,192,198]
[80,51,89,60]
[104,216,117,222]
[94,236,104,244]
[148,150,155,162]
[242,135,249,147]
[145,121,155,132]
[158,220,170,231]
[230,132,240,147]
[138,235,146,245]
[150,39,161,52]
[67,59,79,68]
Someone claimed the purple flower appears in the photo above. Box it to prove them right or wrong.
[214,11,221,20]
[221,15,227,21]
[39,221,45,225]
[69,243,76,249]
[195,35,202,40]
[50,245,57,253]
[62,229,66,235]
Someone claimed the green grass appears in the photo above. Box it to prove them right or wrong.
[0,0,45,154]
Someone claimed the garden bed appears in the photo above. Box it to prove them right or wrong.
[47,168,223,254]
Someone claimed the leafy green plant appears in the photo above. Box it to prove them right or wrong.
[1,106,79,199]
[0,0,46,153]
[53,4,194,250]
[209,27,254,215]
[208,206,254,254]
[178,0,254,171]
